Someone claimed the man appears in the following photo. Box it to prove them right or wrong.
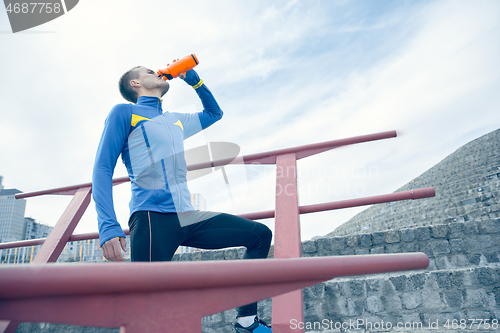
[92,64,272,332]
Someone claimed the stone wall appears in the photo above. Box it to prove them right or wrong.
[301,219,500,332]
[302,265,500,332]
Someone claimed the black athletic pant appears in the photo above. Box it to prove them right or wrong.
[128,210,273,317]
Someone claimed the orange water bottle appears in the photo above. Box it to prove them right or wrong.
[157,54,199,80]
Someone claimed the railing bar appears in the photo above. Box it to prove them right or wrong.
[15,177,129,199]
[188,130,397,171]
[299,187,436,214]
[239,130,397,165]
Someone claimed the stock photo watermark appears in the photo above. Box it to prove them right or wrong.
[3,0,79,33]
[290,318,500,331]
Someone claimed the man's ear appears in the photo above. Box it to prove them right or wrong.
[130,79,140,88]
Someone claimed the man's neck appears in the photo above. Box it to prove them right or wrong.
[138,93,162,100]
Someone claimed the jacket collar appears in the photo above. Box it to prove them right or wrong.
[136,96,163,110]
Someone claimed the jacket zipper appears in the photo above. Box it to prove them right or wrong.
[157,100,182,211]
[139,125,155,168]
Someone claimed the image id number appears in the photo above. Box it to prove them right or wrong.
[6,3,62,14]
[444,319,498,330]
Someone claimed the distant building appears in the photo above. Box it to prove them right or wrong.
[0,179,27,243]
[24,217,53,240]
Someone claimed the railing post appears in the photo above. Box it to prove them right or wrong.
[272,153,303,333]
[32,186,92,264]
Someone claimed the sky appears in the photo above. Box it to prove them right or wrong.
[0,0,499,243]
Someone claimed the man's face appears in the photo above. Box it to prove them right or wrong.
[135,66,169,96]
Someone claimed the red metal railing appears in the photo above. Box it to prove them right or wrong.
[0,254,429,332]
[0,130,435,333]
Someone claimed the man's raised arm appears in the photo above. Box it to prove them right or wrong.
[177,70,223,139]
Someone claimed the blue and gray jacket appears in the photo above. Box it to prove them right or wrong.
[92,70,223,247]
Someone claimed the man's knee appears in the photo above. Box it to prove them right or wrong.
[255,222,272,245]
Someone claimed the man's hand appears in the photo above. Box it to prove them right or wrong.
[181,69,201,86]
[101,237,127,262]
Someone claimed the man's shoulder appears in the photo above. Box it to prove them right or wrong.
[111,102,134,113]
[107,103,134,120]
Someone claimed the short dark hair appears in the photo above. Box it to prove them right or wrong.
[119,66,141,103]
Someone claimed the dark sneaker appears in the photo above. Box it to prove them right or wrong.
[234,317,271,333]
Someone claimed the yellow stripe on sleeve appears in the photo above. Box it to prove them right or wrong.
[192,79,204,89]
